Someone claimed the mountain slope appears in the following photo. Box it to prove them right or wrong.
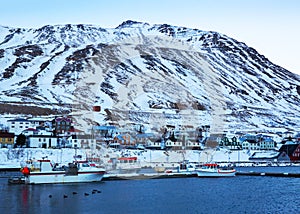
[1,20,299,133]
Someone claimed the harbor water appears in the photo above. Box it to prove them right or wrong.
[1,167,300,214]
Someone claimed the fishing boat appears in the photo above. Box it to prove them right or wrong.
[165,161,197,175]
[196,163,236,177]
[19,159,105,184]
[106,156,141,174]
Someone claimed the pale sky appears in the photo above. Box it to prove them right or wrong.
[0,0,299,74]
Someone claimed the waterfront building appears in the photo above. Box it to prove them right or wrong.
[249,151,290,162]
[279,143,300,162]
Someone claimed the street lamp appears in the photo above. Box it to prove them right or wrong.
[228,151,232,164]
[204,151,209,163]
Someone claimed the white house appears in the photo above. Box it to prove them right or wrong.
[259,138,276,150]
[28,135,59,148]
[146,140,164,150]
[242,140,260,150]
[7,118,33,135]
[165,139,183,150]
[67,135,96,149]
[241,134,276,150]
[185,140,203,150]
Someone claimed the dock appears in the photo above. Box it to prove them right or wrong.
[6,171,300,184]
[103,171,300,180]
[236,171,300,178]
[4,169,300,184]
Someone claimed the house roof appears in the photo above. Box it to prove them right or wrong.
[249,151,281,159]
[0,132,15,138]
[69,127,83,133]
[262,138,274,143]
[244,139,258,144]
[71,135,94,140]
[92,125,116,130]
[23,128,37,131]
[285,140,296,145]
[115,134,135,141]
[55,117,72,123]
[136,133,155,138]
[28,135,57,138]
[7,118,29,122]
[27,118,49,122]
[116,135,125,140]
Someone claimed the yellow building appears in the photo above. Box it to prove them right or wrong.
[0,132,15,147]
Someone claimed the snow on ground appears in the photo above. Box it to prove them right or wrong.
[0,146,256,169]
[0,148,85,168]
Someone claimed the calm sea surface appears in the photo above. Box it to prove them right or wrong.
[1,167,300,214]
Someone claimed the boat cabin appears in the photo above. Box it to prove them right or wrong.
[22,159,53,173]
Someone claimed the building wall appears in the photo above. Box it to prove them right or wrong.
[28,136,58,148]
[68,138,97,149]
[165,140,183,150]
[0,136,14,146]
[8,120,32,135]
[186,141,202,150]
[54,117,72,135]
[290,145,300,161]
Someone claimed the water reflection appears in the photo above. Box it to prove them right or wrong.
[1,169,300,213]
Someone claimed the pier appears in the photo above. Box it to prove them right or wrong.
[102,171,300,180]
[4,167,300,183]
[6,171,300,184]
[236,171,300,178]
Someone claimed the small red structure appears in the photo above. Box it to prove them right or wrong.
[93,106,101,112]
[118,157,137,161]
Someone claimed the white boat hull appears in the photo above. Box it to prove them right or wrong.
[196,169,236,177]
[25,171,105,184]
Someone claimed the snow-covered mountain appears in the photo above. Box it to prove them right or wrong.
[1,20,300,133]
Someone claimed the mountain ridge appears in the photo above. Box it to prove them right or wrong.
[0,20,299,133]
